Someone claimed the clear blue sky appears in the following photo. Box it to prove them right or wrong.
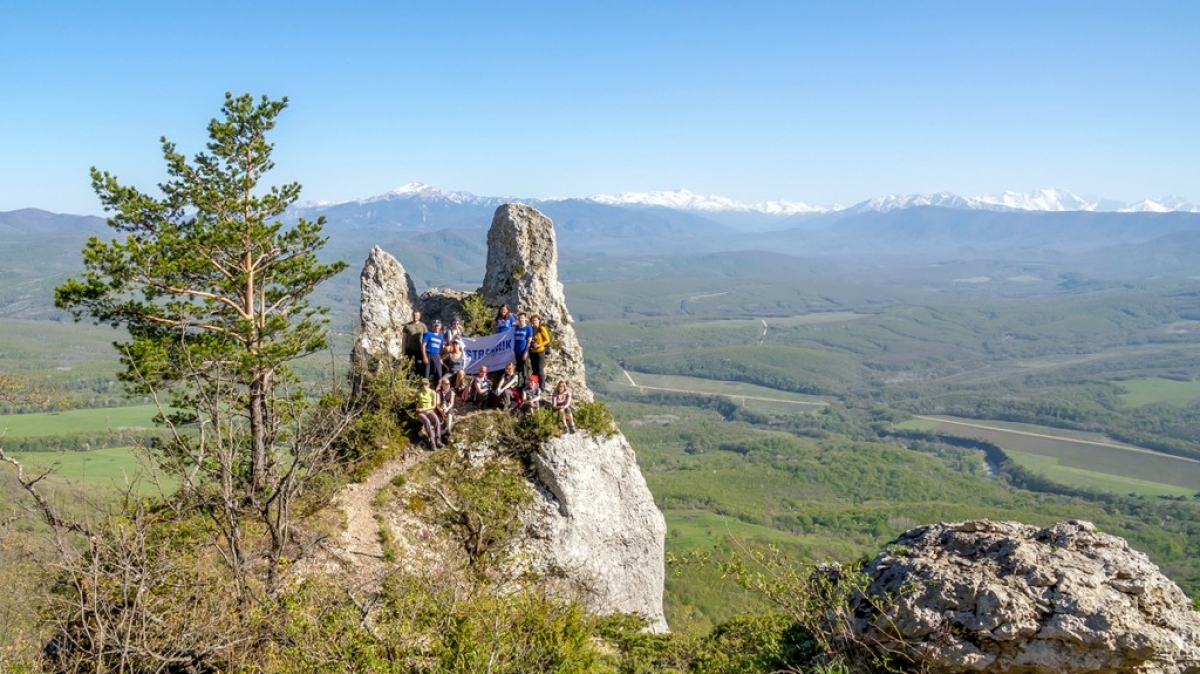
[3,0,1198,214]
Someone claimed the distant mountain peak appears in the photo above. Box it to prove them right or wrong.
[365,183,498,206]
[586,189,832,215]
[294,184,1198,218]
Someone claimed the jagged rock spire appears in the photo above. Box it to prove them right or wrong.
[481,204,591,401]
[352,245,420,367]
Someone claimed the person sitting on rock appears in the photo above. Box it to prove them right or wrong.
[492,362,521,410]
[435,376,456,441]
[414,378,442,450]
[494,303,514,333]
[468,366,491,405]
[552,380,576,433]
[519,375,541,413]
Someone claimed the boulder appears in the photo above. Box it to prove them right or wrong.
[481,204,592,401]
[527,431,668,632]
[857,520,1200,674]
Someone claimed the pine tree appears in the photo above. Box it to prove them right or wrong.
[55,92,347,492]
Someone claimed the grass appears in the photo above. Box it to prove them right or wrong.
[1003,449,1197,498]
[903,416,1200,493]
[0,404,162,437]
[900,416,1133,446]
[9,446,164,492]
[613,371,829,406]
[1119,377,1200,407]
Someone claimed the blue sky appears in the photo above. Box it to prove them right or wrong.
[3,1,1198,214]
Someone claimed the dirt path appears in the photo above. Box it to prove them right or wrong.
[334,448,428,573]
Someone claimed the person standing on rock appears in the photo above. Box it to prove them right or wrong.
[445,315,465,349]
[512,312,534,385]
[402,309,427,372]
[422,320,445,384]
[552,381,576,433]
[414,378,442,450]
[494,303,514,333]
[443,340,466,391]
[530,314,550,387]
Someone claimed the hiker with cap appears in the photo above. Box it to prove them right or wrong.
[414,378,442,450]
[422,320,446,384]
[445,315,465,349]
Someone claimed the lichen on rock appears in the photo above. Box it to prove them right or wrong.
[857,519,1200,674]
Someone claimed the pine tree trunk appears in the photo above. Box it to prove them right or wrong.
[250,372,268,491]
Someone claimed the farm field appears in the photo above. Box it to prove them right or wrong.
[8,446,158,490]
[1119,377,1200,407]
[612,370,829,407]
[1003,449,1196,498]
[901,415,1136,447]
[899,415,1200,493]
[674,311,868,331]
[0,404,161,437]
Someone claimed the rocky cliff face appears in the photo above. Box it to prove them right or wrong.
[351,204,666,630]
[857,520,1200,674]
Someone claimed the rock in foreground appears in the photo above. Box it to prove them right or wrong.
[858,520,1200,674]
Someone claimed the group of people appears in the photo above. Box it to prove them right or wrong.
[404,304,577,449]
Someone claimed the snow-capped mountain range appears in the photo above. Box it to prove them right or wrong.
[591,187,1200,215]
[300,183,1199,217]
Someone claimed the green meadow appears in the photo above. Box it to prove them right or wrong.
[611,371,829,406]
[8,446,157,489]
[1119,377,1200,407]
[1003,449,1196,498]
[0,404,161,437]
[901,416,1200,493]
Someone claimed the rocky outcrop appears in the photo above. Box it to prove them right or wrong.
[526,432,668,632]
[351,203,665,630]
[352,246,419,366]
[481,204,592,401]
[857,519,1200,674]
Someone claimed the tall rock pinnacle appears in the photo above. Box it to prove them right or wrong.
[352,245,419,367]
[481,204,592,401]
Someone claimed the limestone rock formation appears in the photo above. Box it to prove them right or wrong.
[481,203,592,401]
[352,245,419,365]
[526,432,668,632]
[857,519,1200,674]
[350,203,666,631]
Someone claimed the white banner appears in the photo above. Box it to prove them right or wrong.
[461,327,515,374]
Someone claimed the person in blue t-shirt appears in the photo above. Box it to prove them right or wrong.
[494,303,514,333]
[512,312,534,385]
[422,320,446,383]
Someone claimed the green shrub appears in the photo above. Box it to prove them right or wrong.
[461,293,493,337]
[515,407,563,449]
[575,400,618,438]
